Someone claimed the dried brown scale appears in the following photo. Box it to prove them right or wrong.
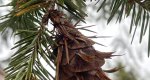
[43,9,118,80]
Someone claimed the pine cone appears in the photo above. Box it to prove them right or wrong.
[45,9,118,80]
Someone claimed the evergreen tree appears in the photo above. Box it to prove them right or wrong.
[0,0,150,80]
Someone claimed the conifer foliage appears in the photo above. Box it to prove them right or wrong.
[0,0,150,80]
[0,0,118,80]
